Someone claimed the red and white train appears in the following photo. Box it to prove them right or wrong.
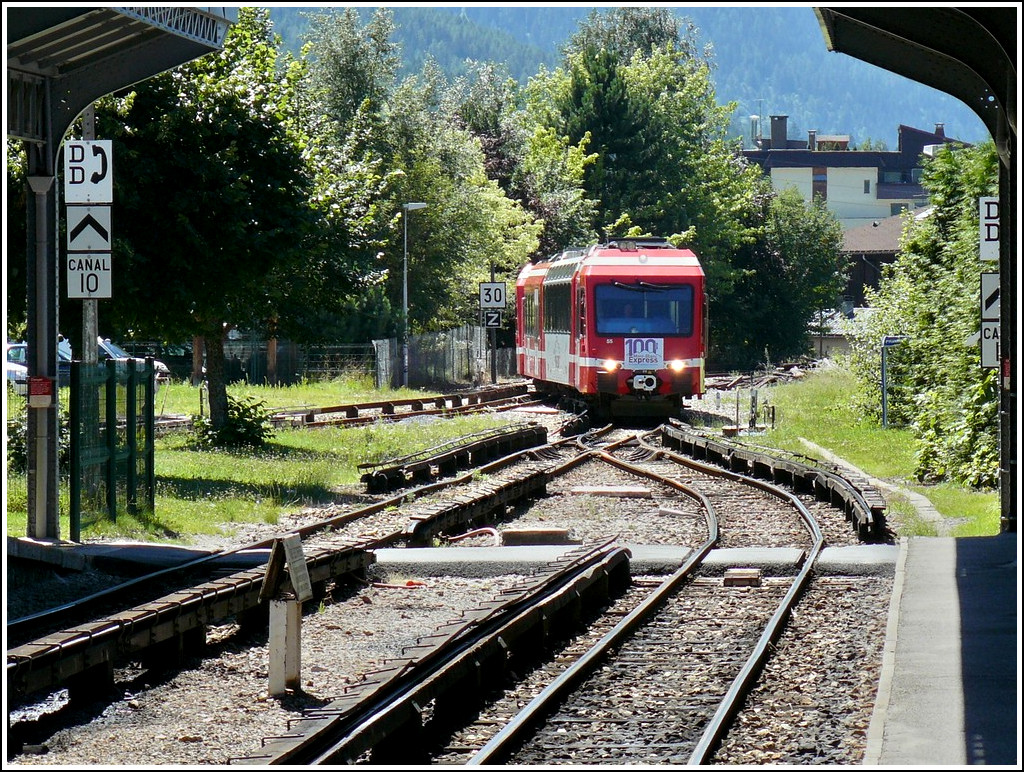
[515,237,706,419]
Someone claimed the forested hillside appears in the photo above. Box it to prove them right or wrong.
[268,6,988,149]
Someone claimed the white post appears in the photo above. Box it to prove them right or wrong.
[268,598,302,695]
[401,203,426,389]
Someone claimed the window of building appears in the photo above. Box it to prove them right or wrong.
[864,179,871,195]
[812,167,827,201]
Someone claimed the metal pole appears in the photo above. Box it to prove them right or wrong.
[400,203,426,390]
[881,344,888,428]
[27,172,58,539]
[402,209,409,389]
[81,105,98,369]
[490,264,497,384]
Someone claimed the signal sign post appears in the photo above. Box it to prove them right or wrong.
[980,272,1000,369]
[880,335,909,428]
[65,138,113,299]
[480,274,506,384]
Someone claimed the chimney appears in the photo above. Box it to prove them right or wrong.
[934,123,945,137]
[770,115,788,150]
[808,130,817,150]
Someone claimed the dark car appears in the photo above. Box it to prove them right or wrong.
[118,340,195,382]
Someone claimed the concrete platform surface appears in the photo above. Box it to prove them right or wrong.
[866,533,1019,767]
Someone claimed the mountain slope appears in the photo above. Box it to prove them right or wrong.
[267,6,989,147]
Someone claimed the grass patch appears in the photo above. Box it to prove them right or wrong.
[6,384,518,544]
[153,375,425,418]
[910,483,1001,537]
[695,363,1000,537]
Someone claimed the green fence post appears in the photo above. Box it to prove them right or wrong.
[126,360,137,516]
[69,360,81,542]
[105,359,117,521]
[145,357,156,513]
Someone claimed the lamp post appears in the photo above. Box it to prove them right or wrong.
[402,202,427,388]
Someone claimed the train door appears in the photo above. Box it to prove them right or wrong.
[574,282,586,390]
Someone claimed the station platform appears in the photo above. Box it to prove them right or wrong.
[866,533,1019,767]
[7,532,1020,765]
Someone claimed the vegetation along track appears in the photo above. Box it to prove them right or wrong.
[8,410,892,765]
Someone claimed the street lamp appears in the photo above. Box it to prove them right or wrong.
[402,202,427,388]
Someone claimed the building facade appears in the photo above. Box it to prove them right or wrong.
[743,115,964,229]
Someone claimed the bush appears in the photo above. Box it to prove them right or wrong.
[189,394,275,449]
[6,403,71,474]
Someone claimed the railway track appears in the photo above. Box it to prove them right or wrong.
[8,402,891,765]
[225,431,843,765]
[458,440,825,766]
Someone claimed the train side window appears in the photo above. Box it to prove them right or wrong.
[542,282,571,333]
[576,286,585,336]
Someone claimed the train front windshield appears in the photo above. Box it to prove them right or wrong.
[594,283,694,336]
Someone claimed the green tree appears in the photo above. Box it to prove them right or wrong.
[300,10,541,339]
[383,62,541,334]
[454,61,598,257]
[555,43,653,235]
[303,7,398,131]
[565,7,697,61]
[97,8,317,430]
[714,186,847,368]
[845,141,999,487]
[5,139,28,340]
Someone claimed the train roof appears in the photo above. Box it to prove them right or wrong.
[518,237,703,284]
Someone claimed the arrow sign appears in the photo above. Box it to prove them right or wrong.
[67,206,111,251]
[980,272,999,321]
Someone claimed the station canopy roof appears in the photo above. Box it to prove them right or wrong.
[815,7,1015,157]
[7,6,236,149]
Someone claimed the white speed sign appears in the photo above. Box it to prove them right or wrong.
[479,282,507,309]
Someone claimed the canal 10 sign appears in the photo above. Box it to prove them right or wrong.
[64,140,113,299]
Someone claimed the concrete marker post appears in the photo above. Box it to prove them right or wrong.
[262,535,313,695]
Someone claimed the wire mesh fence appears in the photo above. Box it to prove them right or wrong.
[373,325,517,389]
[124,327,516,389]
[68,358,155,539]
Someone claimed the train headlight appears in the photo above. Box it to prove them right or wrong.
[668,360,686,372]
[601,359,620,372]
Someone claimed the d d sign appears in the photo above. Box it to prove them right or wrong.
[65,140,112,203]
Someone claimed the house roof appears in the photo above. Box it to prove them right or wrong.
[842,211,914,253]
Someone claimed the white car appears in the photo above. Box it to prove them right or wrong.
[97,337,172,385]
[6,358,28,396]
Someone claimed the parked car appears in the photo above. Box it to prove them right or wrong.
[95,337,172,385]
[7,340,72,384]
[119,340,196,382]
[5,344,28,396]
[8,337,171,389]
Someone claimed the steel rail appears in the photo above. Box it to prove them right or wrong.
[466,454,718,765]
[7,428,591,708]
[467,437,825,765]
[660,420,885,538]
[233,539,631,765]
